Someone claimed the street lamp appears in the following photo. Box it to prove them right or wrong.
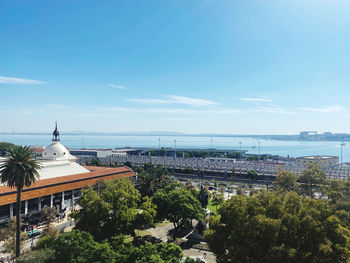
[340,142,346,164]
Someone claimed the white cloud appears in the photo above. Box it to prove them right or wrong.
[94,106,240,115]
[129,95,217,107]
[298,105,346,113]
[166,95,217,107]
[240,97,272,103]
[108,84,126,90]
[128,99,169,104]
[254,104,296,115]
[0,75,46,85]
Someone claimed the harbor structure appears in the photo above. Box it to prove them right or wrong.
[296,155,339,167]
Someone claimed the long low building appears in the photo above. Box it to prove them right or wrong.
[0,124,136,225]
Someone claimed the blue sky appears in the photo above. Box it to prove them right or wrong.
[1,0,350,134]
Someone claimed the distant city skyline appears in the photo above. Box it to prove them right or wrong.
[1,0,350,134]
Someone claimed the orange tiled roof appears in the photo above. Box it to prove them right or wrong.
[0,166,136,206]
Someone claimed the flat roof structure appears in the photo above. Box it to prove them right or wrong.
[296,155,339,167]
[296,155,338,160]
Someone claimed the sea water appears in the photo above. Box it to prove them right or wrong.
[0,134,348,162]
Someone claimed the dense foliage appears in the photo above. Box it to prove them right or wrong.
[0,142,15,156]
[297,164,327,198]
[31,230,183,263]
[152,184,205,229]
[70,179,156,241]
[274,170,298,192]
[205,191,350,263]
[134,163,171,198]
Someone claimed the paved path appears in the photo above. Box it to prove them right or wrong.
[146,221,174,242]
[183,248,216,263]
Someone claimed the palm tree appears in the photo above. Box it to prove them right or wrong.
[0,145,40,258]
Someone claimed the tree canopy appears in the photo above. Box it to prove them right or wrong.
[274,170,298,192]
[152,184,205,229]
[71,179,156,241]
[0,142,15,156]
[297,163,327,198]
[205,191,350,263]
[135,163,171,198]
[33,230,184,263]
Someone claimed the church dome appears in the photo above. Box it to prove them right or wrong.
[42,141,71,160]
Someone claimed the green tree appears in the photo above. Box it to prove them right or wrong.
[71,179,156,240]
[123,161,133,168]
[135,171,156,197]
[35,231,183,263]
[17,249,55,263]
[135,164,170,198]
[274,170,298,192]
[322,180,350,214]
[110,234,183,263]
[298,164,327,198]
[36,230,116,263]
[211,191,224,211]
[0,142,15,156]
[247,170,259,185]
[152,186,205,229]
[205,191,350,263]
[0,145,40,257]
[134,196,157,231]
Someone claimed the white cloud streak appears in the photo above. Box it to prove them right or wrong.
[108,84,127,90]
[255,104,296,115]
[240,97,272,103]
[129,95,217,107]
[0,75,46,85]
[298,105,346,113]
[96,106,240,115]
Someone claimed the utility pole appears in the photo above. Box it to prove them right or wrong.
[239,141,242,159]
[340,142,346,164]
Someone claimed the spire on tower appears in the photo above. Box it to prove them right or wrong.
[52,121,60,142]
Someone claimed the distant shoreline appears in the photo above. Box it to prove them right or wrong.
[0,132,349,142]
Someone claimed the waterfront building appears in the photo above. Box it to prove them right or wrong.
[296,155,339,167]
[0,124,136,225]
[70,149,113,158]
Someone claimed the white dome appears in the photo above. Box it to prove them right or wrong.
[42,142,74,161]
